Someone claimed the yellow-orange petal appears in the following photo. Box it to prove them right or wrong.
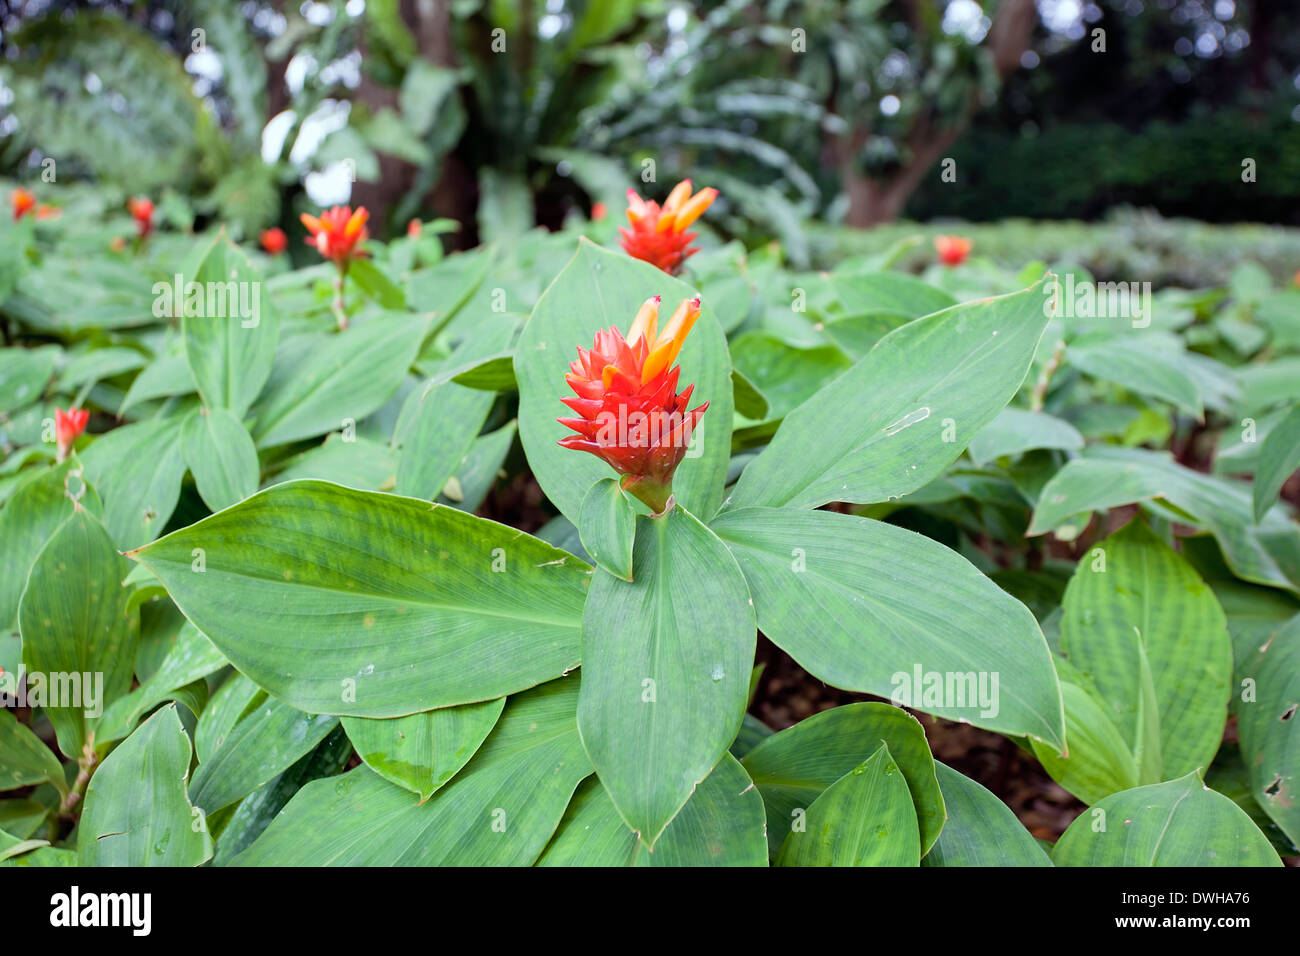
[627,295,661,345]
[672,187,716,232]
[641,297,700,384]
[345,207,369,239]
[663,180,693,213]
[300,213,322,233]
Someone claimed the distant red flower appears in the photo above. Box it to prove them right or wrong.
[619,180,717,276]
[128,197,155,239]
[55,407,89,462]
[300,205,369,272]
[407,218,422,238]
[591,201,608,222]
[559,296,708,513]
[260,227,288,256]
[11,188,35,221]
[934,234,973,266]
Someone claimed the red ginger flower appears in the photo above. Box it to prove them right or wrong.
[260,227,288,255]
[559,296,708,513]
[128,197,154,239]
[934,234,973,266]
[619,180,717,276]
[300,205,369,271]
[11,188,35,221]
[407,218,422,238]
[55,407,89,462]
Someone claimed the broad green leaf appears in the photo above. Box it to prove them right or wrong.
[578,506,755,847]
[731,368,769,420]
[1030,678,1139,804]
[831,270,957,319]
[182,407,259,512]
[19,508,137,758]
[1235,613,1300,846]
[131,481,589,717]
[394,381,494,502]
[0,345,57,413]
[212,724,353,865]
[119,352,195,414]
[269,434,398,491]
[181,237,279,418]
[349,258,406,309]
[341,697,506,801]
[967,408,1084,466]
[189,696,339,814]
[232,677,590,865]
[740,701,945,857]
[727,277,1051,510]
[78,705,212,866]
[195,672,264,764]
[252,316,427,448]
[1029,446,1299,594]
[0,458,102,628]
[922,762,1052,867]
[55,346,146,391]
[80,416,188,549]
[0,827,75,867]
[1253,403,1300,523]
[1067,336,1203,418]
[711,508,1065,747]
[0,708,66,795]
[1053,520,1232,783]
[775,743,920,867]
[1052,772,1281,867]
[93,622,226,744]
[537,754,766,866]
[515,239,733,524]
[444,420,516,512]
[578,477,635,581]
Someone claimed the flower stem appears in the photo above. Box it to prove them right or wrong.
[332,271,349,331]
[621,475,674,516]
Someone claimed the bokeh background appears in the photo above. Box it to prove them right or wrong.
[2,0,1298,278]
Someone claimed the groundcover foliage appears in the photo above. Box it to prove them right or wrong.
[0,191,1296,868]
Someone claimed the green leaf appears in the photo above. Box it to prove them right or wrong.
[775,743,920,867]
[1067,336,1203,419]
[515,239,733,524]
[77,704,212,866]
[922,762,1052,866]
[252,317,427,448]
[131,481,588,717]
[537,754,767,866]
[341,697,506,801]
[1029,446,1299,594]
[578,506,755,847]
[1253,403,1300,524]
[1030,676,1139,804]
[731,368,769,420]
[212,724,353,865]
[182,407,259,512]
[0,458,103,628]
[195,672,263,764]
[1052,772,1281,866]
[96,622,226,744]
[711,507,1065,748]
[181,237,280,418]
[727,277,1051,510]
[831,270,957,319]
[1048,520,1232,787]
[967,408,1084,466]
[231,677,590,865]
[19,507,137,758]
[394,382,494,502]
[189,697,339,814]
[578,477,635,581]
[349,258,407,310]
[0,345,57,413]
[740,701,945,857]
[1235,613,1300,846]
[0,708,66,795]
[80,416,188,549]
